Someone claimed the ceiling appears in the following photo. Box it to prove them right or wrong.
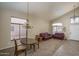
[0,2,79,21]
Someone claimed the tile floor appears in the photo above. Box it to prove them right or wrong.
[0,39,79,56]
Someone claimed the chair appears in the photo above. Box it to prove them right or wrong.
[35,35,41,48]
[13,39,27,56]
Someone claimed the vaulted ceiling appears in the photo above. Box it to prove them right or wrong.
[0,2,79,20]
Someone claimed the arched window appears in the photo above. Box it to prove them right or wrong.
[52,23,63,34]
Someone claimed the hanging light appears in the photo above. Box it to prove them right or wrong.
[73,5,76,21]
[24,2,30,55]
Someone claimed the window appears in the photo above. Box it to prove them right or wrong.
[71,17,79,24]
[11,17,27,40]
[52,23,63,34]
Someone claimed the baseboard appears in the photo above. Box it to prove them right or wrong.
[0,43,22,50]
[68,39,79,42]
[0,46,14,51]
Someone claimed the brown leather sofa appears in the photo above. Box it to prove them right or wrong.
[53,33,65,40]
[39,32,53,40]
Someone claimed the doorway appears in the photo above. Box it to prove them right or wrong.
[69,17,79,41]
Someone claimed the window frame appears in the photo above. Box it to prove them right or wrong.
[11,17,27,40]
[52,23,63,34]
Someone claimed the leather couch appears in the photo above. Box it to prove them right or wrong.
[39,32,53,40]
[53,33,64,40]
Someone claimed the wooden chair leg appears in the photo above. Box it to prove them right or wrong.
[33,44,35,51]
[25,49,27,56]
[30,44,32,49]
[38,43,39,48]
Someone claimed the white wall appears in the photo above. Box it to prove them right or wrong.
[28,18,50,38]
[0,8,50,49]
[51,7,79,39]
[0,8,26,49]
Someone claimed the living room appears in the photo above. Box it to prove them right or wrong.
[0,2,79,56]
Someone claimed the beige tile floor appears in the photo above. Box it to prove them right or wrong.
[28,39,79,56]
[1,39,79,56]
[27,39,63,56]
[53,40,79,56]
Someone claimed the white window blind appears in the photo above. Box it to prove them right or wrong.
[11,17,26,40]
